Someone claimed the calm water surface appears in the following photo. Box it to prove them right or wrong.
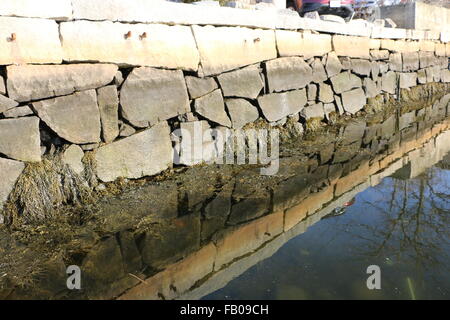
[206,155,450,300]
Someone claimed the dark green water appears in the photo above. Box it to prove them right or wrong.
[206,155,450,300]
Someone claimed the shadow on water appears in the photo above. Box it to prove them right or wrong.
[1,93,450,300]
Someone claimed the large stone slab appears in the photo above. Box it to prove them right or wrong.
[6,64,118,103]
[225,99,259,129]
[33,90,101,145]
[71,0,276,29]
[332,36,370,59]
[120,67,190,127]
[258,89,307,122]
[0,158,25,209]
[217,65,264,99]
[194,89,231,128]
[275,30,332,59]
[0,117,41,162]
[265,57,312,93]
[97,86,120,143]
[341,88,367,114]
[95,122,172,182]
[0,17,62,65]
[193,25,277,76]
[60,21,199,71]
[0,0,72,20]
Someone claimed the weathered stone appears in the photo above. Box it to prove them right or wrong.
[0,17,62,65]
[195,89,231,127]
[114,71,124,87]
[379,62,389,74]
[0,95,19,114]
[0,117,41,162]
[225,99,259,129]
[351,59,372,76]
[0,76,5,95]
[399,111,416,131]
[370,49,390,60]
[6,64,118,103]
[399,72,417,89]
[62,145,84,175]
[0,158,25,209]
[330,71,361,94]
[341,88,367,114]
[335,95,344,114]
[276,30,332,59]
[185,76,218,99]
[178,112,199,123]
[176,121,213,166]
[340,57,352,70]
[95,122,172,182]
[363,78,379,98]
[307,84,317,101]
[318,83,334,103]
[61,21,199,71]
[120,67,190,127]
[371,61,380,78]
[3,106,33,118]
[0,0,72,20]
[417,69,427,84]
[217,65,264,99]
[300,103,324,120]
[324,103,336,120]
[419,51,435,69]
[193,25,277,76]
[258,89,307,122]
[332,35,370,59]
[119,123,136,137]
[325,52,343,78]
[265,57,312,92]
[389,53,403,72]
[435,43,446,57]
[311,59,328,83]
[381,71,397,94]
[402,52,419,72]
[442,70,450,83]
[97,86,119,143]
[33,90,101,145]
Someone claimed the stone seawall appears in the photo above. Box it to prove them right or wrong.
[1,0,450,221]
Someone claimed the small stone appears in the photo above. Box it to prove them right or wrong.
[318,83,334,103]
[119,123,136,137]
[381,71,397,94]
[402,52,419,72]
[97,85,119,143]
[399,72,417,89]
[194,89,231,127]
[258,89,307,122]
[0,117,41,162]
[225,99,259,129]
[351,59,372,76]
[0,94,19,114]
[311,59,328,83]
[114,70,124,87]
[341,88,367,114]
[265,57,313,92]
[0,76,6,95]
[185,76,218,99]
[307,83,317,101]
[300,103,324,120]
[62,145,85,175]
[363,78,379,98]
[325,52,343,78]
[389,53,402,72]
[81,143,99,151]
[178,112,199,123]
[2,105,33,118]
[324,103,336,120]
[0,158,25,209]
[217,65,264,99]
